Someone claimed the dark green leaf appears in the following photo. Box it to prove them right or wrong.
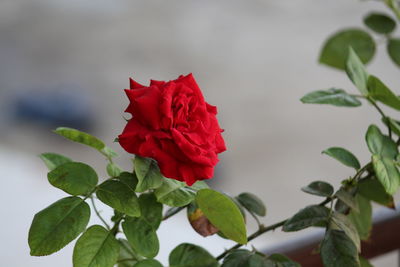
[118,172,138,191]
[358,178,395,208]
[39,153,72,171]
[73,225,120,267]
[372,154,400,195]
[301,181,334,197]
[365,125,398,159]
[138,193,163,230]
[382,117,400,137]
[169,243,219,267]
[331,212,361,252]
[28,196,90,256]
[348,194,372,241]
[300,88,361,107]
[54,127,105,150]
[107,163,122,178]
[268,254,300,267]
[221,249,270,267]
[367,75,400,110]
[47,162,98,196]
[364,13,396,34]
[196,189,247,244]
[335,189,359,212]
[283,205,330,232]
[346,47,369,95]
[154,179,195,207]
[122,217,159,258]
[320,29,375,70]
[134,156,163,192]
[96,180,141,217]
[387,38,400,67]
[322,147,360,169]
[236,192,266,217]
[320,229,359,267]
[133,259,163,267]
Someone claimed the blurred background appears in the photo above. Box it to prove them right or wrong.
[1,0,399,266]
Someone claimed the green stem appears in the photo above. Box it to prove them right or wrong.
[90,196,110,230]
[368,98,392,138]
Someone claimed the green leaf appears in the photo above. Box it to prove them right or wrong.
[365,125,398,159]
[301,181,334,197]
[387,38,400,67]
[372,154,400,195]
[331,212,361,252]
[221,249,270,267]
[73,225,120,267]
[133,259,163,267]
[320,29,375,70]
[346,47,370,95]
[282,205,330,232]
[320,229,359,267]
[367,75,400,110]
[335,189,359,212]
[359,256,374,267]
[138,193,163,230]
[154,179,195,207]
[196,189,247,244]
[118,172,139,191]
[47,162,98,196]
[358,177,395,208]
[235,192,266,217]
[118,239,138,267]
[28,196,90,256]
[300,88,361,107]
[54,127,105,150]
[122,217,159,258]
[169,243,219,267]
[364,13,396,34]
[268,254,300,267]
[348,194,372,241]
[39,153,72,171]
[107,163,122,178]
[134,156,163,192]
[322,147,360,169]
[96,180,141,217]
[101,146,118,159]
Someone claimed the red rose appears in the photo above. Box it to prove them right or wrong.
[118,74,226,185]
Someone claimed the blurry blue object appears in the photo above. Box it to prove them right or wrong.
[13,84,95,130]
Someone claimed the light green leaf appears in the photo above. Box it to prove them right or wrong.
[365,125,398,159]
[28,196,90,256]
[154,179,195,207]
[169,243,219,267]
[134,156,163,192]
[320,29,375,70]
[133,259,163,267]
[331,212,361,252]
[96,180,141,217]
[107,163,122,178]
[39,153,72,171]
[372,154,400,195]
[367,75,400,110]
[118,239,138,267]
[358,177,395,208]
[387,38,400,67]
[320,229,359,267]
[322,147,360,169]
[335,189,359,212]
[196,189,247,244]
[283,205,330,232]
[364,13,396,34]
[47,162,98,196]
[300,88,361,107]
[359,256,374,267]
[73,225,120,267]
[122,217,159,258]
[235,192,266,217]
[54,127,105,150]
[301,181,334,197]
[348,194,372,241]
[346,47,370,95]
[138,193,163,230]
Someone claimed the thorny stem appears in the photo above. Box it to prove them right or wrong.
[90,196,110,230]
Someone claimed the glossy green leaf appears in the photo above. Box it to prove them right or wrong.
[300,88,361,107]
[358,178,395,208]
[54,127,105,150]
[196,189,247,244]
[134,156,163,192]
[364,13,396,34]
[138,193,163,229]
[283,205,330,232]
[221,249,270,267]
[154,179,195,207]
[28,196,90,256]
[236,192,266,216]
[107,163,122,178]
[322,147,360,169]
[368,75,400,110]
[301,181,334,197]
[122,217,159,258]
[365,125,398,159]
[133,259,163,267]
[320,29,375,70]
[73,225,120,267]
[268,254,300,267]
[169,243,219,267]
[348,194,372,241]
[320,229,359,267]
[39,153,72,171]
[331,212,361,252]
[47,162,98,196]
[346,47,370,95]
[96,180,141,217]
[335,189,359,212]
[387,38,400,67]
[118,239,138,267]
[372,154,400,195]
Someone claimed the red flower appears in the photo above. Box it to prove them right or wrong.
[118,74,226,186]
